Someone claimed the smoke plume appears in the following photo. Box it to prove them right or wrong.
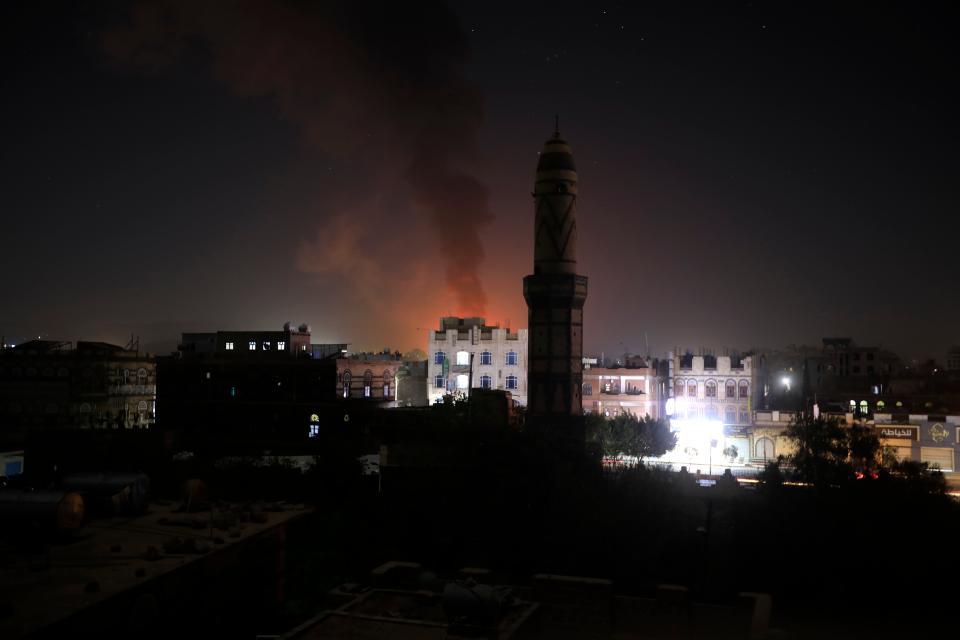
[104,0,492,316]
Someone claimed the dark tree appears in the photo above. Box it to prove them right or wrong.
[588,413,677,461]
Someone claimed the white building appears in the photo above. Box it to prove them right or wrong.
[427,317,528,406]
[669,352,757,426]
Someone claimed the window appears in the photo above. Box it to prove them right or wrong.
[263,342,271,350]
[583,382,593,396]
[278,341,286,351]
[725,406,736,424]
[675,380,684,396]
[383,384,391,397]
[456,351,470,365]
[229,386,237,397]
[687,381,697,397]
[309,424,319,438]
[706,380,717,398]
[456,374,469,389]
[364,386,372,398]
[506,351,518,366]
[739,410,750,424]
[725,380,736,399]
[226,342,235,351]
[137,368,147,379]
[506,375,518,390]
[738,380,749,398]
[480,351,492,365]
[859,400,868,416]
[706,405,718,420]
[342,372,351,398]
[363,371,373,397]
[249,341,256,351]
[434,375,445,388]
[480,375,492,389]
[434,351,446,365]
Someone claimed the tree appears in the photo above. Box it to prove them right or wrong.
[783,416,850,486]
[589,412,677,461]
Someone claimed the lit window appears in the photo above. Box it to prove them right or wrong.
[278,341,286,351]
[456,374,469,389]
[263,342,271,350]
[706,380,717,398]
[342,372,351,398]
[434,375,444,388]
[738,381,749,398]
[506,351,518,365]
[229,386,237,397]
[434,351,446,365]
[364,386,371,398]
[226,342,234,351]
[859,400,868,416]
[480,351,492,365]
[480,375,492,389]
[583,382,593,396]
[506,375,518,390]
[309,424,319,438]
[687,381,697,397]
[456,351,470,365]
[383,384,391,397]
[249,341,256,351]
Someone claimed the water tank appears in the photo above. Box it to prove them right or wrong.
[0,489,85,534]
[61,472,150,514]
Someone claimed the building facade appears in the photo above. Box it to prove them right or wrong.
[582,358,660,419]
[0,340,157,444]
[427,317,528,406]
[669,352,757,427]
[336,352,403,404]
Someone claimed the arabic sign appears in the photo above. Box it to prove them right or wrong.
[876,426,919,441]
[930,423,949,443]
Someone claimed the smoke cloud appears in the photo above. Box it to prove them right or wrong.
[104,0,492,317]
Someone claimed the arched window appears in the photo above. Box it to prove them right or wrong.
[382,369,392,397]
[687,381,697,397]
[434,351,446,365]
[755,437,775,460]
[675,379,684,396]
[506,375,518,390]
[342,372,351,398]
[705,380,717,398]
[480,374,492,389]
[138,400,148,412]
[137,368,147,379]
[363,371,373,398]
[725,380,736,399]
[725,406,736,424]
[506,351,518,366]
[738,380,749,398]
[859,400,868,416]
[480,351,492,365]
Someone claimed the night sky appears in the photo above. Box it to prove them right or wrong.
[3,1,958,361]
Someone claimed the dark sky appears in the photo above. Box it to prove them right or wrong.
[3,1,958,361]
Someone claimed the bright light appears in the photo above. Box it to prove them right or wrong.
[456,374,469,389]
[665,397,676,416]
[781,376,791,391]
[456,351,470,365]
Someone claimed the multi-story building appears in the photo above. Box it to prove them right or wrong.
[336,351,403,403]
[669,351,757,427]
[427,317,527,406]
[582,356,660,419]
[0,339,157,444]
[157,325,345,440]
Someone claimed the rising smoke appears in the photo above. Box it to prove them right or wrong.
[104,0,492,316]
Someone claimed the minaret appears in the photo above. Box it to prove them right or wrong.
[523,120,588,427]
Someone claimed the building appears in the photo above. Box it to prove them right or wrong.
[669,351,757,426]
[874,412,960,472]
[336,351,403,403]
[522,123,589,423]
[946,346,960,372]
[0,339,157,445]
[582,356,661,419]
[427,317,527,406]
[157,325,344,440]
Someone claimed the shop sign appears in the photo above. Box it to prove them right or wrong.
[929,423,949,443]
[876,425,918,441]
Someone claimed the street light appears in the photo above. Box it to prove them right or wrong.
[781,376,791,392]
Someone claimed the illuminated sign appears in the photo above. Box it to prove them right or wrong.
[876,426,918,441]
[930,423,949,443]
